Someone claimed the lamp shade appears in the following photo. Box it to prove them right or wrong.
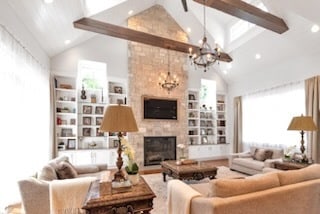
[287,115,317,131]
[100,105,138,132]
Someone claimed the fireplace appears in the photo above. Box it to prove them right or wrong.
[144,136,176,166]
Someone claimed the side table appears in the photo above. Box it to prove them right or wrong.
[83,176,156,214]
[274,161,311,170]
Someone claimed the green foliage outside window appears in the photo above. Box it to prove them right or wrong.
[82,77,101,89]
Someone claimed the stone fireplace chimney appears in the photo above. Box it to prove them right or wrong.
[127,5,189,167]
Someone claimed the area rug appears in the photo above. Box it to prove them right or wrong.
[141,166,247,214]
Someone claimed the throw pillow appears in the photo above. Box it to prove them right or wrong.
[56,160,78,179]
[37,165,58,181]
[253,148,273,161]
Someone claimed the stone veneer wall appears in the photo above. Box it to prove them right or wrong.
[127,5,189,167]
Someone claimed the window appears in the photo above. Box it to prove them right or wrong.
[78,60,107,90]
[242,82,305,151]
[229,0,268,42]
[200,79,216,110]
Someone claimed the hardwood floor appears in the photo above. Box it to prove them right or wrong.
[140,158,229,175]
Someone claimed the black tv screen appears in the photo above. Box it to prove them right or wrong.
[144,97,177,120]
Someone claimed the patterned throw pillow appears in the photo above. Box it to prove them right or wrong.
[56,160,78,179]
[253,148,273,161]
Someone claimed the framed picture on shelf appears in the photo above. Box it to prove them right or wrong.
[95,106,104,115]
[96,117,103,126]
[188,94,195,100]
[83,117,91,125]
[96,128,104,136]
[70,118,76,125]
[117,99,124,104]
[83,128,91,136]
[113,139,119,148]
[61,128,72,137]
[67,139,76,149]
[114,86,123,94]
[83,105,92,114]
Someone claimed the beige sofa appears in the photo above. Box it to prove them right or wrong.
[229,146,283,175]
[167,164,320,214]
[18,155,108,214]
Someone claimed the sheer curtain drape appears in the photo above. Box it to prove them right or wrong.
[233,96,242,153]
[242,81,305,152]
[305,76,320,163]
[0,26,50,210]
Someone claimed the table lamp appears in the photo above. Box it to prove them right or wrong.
[287,115,317,160]
[100,104,138,186]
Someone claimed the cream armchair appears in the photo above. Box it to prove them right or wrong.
[229,146,283,175]
[18,156,108,214]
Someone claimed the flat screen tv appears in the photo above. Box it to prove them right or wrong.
[143,97,177,120]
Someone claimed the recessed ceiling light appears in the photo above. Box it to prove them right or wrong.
[255,53,261,59]
[187,27,191,33]
[226,63,232,69]
[44,0,53,4]
[222,70,228,74]
[64,40,71,45]
[311,24,319,33]
[128,10,134,15]
[198,39,203,44]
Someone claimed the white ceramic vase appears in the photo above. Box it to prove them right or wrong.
[127,173,140,185]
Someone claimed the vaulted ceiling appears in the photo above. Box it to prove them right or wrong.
[4,0,320,84]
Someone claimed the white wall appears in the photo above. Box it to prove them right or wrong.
[227,50,320,152]
[51,35,128,78]
[0,1,49,67]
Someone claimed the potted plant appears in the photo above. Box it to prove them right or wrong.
[121,137,140,185]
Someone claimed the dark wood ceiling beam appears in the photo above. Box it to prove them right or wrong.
[193,0,288,34]
[73,17,232,62]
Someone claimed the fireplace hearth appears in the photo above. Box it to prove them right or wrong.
[144,136,176,166]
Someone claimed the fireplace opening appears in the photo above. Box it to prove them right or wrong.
[144,136,176,166]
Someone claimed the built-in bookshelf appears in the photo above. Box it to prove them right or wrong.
[216,94,227,144]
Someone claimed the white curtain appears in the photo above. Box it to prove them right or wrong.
[242,81,305,152]
[0,26,50,210]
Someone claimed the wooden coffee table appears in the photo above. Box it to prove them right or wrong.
[82,176,156,214]
[161,160,217,182]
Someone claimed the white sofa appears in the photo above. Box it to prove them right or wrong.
[17,155,108,214]
[167,164,320,214]
[229,146,283,175]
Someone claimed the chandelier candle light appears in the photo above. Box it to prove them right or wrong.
[159,50,179,93]
[100,104,138,188]
[189,0,221,72]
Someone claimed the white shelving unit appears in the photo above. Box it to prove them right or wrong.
[54,75,128,167]
[54,76,78,151]
[187,89,230,160]
[216,94,227,144]
[199,109,216,144]
[187,90,200,145]
[108,77,127,105]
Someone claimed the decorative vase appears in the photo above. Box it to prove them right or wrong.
[127,173,140,185]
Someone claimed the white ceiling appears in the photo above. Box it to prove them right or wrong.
[5,0,320,84]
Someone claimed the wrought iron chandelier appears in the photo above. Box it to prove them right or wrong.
[159,51,179,93]
[189,0,221,72]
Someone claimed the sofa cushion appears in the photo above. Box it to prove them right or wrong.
[38,164,58,181]
[253,148,273,161]
[209,172,280,197]
[56,160,78,179]
[233,157,265,170]
[277,164,320,186]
